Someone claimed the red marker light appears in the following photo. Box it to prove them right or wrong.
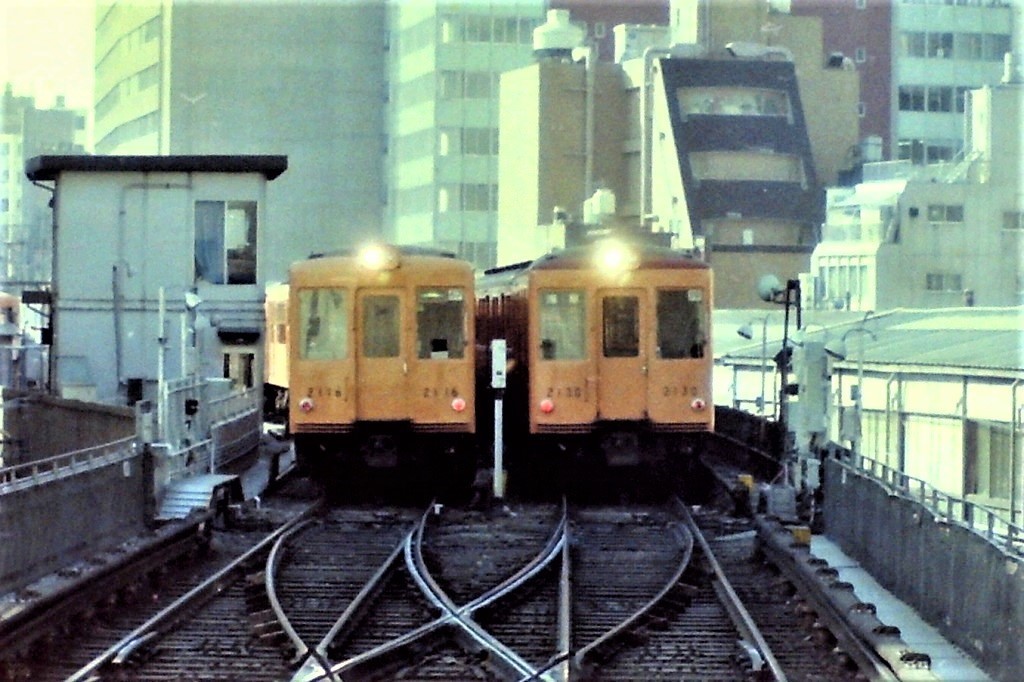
[691,398,706,411]
[451,397,466,412]
[299,397,314,413]
[539,398,555,414]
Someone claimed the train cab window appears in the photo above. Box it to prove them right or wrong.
[417,288,466,359]
[602,296,639,357]
[298,288,348,360]
[362,295,400,357]
[539,290,586,360]
[656,289,707,359]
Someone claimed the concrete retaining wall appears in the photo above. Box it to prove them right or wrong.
[824,458,1024,681]
[0,449,147,595]
[1,389,133,466]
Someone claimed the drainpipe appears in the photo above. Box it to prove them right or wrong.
[885,373,900,472]
[1012,378,1022,526]
[580,44,595,200]
[31,180,57,395]
[640,46,672,222]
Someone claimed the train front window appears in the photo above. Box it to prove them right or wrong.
[417,288,466,359]
[362,295,400,357]
[657,289,707,359]
[602,296,639,358]
[539,290,586,360]
[298,288,348,360]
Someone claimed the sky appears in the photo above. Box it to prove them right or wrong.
[1,0,94,109]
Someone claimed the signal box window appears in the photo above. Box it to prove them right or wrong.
[539,290,586,360]
[657,289,707,359]
[298,288,348,360]
[417,288,466,359]
[602,296,639,358]
[195,200,257,284]
[363,295,400,357]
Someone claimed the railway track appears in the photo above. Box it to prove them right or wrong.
[19,486,880,682]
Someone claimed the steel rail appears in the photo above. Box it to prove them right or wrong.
[262,518,331,672]
[65,499,323,682]
[309,500,569,682]
[405,506,542,680]
[289,512,423,682]
[677,499,788,681]
[571,501,696,671]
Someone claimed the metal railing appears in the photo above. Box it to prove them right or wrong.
[0,435,137,495]
[836,450,1024,560]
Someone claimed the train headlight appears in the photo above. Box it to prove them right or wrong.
[539,398,555,414]
[358,243,399,271]
[299,397,315,413]
[451,397,466,412]
[690,398,707,411]
[593,239,639,272]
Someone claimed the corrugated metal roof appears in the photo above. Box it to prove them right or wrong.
[715,307,1024,376]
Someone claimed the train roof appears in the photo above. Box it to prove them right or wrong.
[482,243,708,278]
[308,245,458,260]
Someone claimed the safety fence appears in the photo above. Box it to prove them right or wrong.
[0,436,136,496]
[834,448,1024,561]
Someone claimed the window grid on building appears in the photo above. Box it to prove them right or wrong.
[925,273,963,291]
[927,204,964,223]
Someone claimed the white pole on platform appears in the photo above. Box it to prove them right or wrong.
[491,339,507,499]
[157,287,167,442]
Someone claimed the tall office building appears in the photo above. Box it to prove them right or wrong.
[94,1,388,282]
[789,0,1013,166]
[386,1,670,270]
[890,0,1014,164]
[1,86,87,289]
[385,1,546,269]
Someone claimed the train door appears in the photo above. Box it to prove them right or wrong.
[356,290,407,420]
[596,289,647,420]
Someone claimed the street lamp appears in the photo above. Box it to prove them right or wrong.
[737,315,770,416]
[826,321,878,458]
[757,275,801,424]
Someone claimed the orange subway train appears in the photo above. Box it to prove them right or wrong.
[476,239,713,485]
[264,245,477,491]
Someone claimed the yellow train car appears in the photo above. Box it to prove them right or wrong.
[477,238,713,480]
[265,245,476,488]
[263,282,290,421]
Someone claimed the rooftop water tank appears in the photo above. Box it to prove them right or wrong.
[533,9,584,61]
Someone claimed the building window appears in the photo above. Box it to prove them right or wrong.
[902,32,926,57]
[927,86,953,112]
[927,32,953,58]
[461,184,498,211]
[195,200,257,284]
[925,273,963,291]
[927,204,964,223]
[222,351,254,389]
[857,102,866,117]
[678,86,790,118]
[1002,211,1024,230]
[898,86,925,111]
